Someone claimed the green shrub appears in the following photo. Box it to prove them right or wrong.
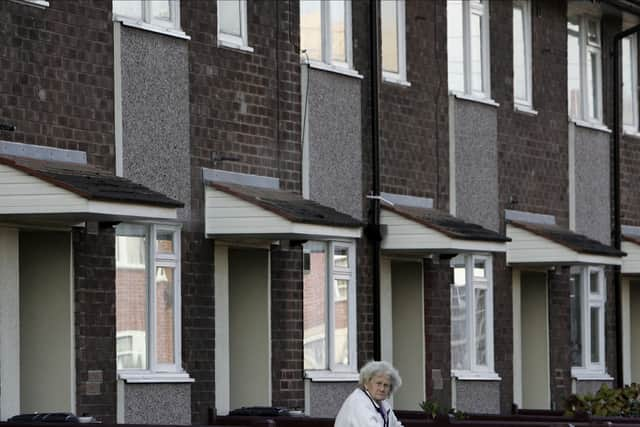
[565,383,640,417]
[419,400,467,419]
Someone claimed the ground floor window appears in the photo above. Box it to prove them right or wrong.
[570,265,606,375]
[303,240,357,374]
[450,254,495,376]
[115,223,182,374]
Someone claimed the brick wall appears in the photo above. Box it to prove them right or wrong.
[378,0,449,207]
[181,231,215,424]
[492,0,569,227]
[183,0,301,225]
[0,0,115,172]
[423,258,452,408]
[548,266,571,410]
[606,267,619,384]
[73,225,117,423]
[493,254,513,413]
[270,245,304,410]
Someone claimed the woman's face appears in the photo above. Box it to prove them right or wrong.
[365,373,392,403]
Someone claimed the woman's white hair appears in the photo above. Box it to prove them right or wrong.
[358,360,402,394]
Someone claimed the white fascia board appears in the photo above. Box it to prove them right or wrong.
[622,240,640,274]
[507,225,622,266]
[85,200,178,220]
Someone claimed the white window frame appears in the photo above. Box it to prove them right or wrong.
[112,0,189,40]
[303,240,358,379]
[447,0,492,99]
[513,0,533,109]
[567,14,603,124]
[570,266,608,378]
[300,0,355,72]
[623,34,639,133]
[450,254,498,380]
[116,223,190,382]
[217,0,253,52]
[381,0,409,86]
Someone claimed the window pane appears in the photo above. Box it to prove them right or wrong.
[470,12,484,93]
[513,5,527,102]
[589,271,600,294]
[473,259,486,278]
[151,0,171,20]
[570,273,583,366]
[334,246,349,269]
[587,50,600,120]
[156,230,175,255]
[116,233,148,370]
[447,0,464,92]
[587,19,599,45]
[300,0,322,61]
[113,0,142,20]
[567,33,581,118]
[303,242,327,369]
[475,288,487,366]
[155,267,175,365]
[451,283,468,370]
[330,0,346,63]
[381,0,399,73]
[334,278,349,366]
[219,0,242,36]
[590,307,600,364]
[622,37,635,127]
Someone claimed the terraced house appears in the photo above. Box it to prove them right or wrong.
[2,0,640,423]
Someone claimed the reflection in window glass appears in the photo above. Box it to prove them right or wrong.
[151,0,171,19]
[116,233,148,370]
[330,0,346,63]
[569,274,582,366]
[590,307,600,364]
[300,0,322,61]
[113,0,143,20]
[513,5,527,102]
[475,288,487,366]
[622,36,636,128]
[303,243,327,370]
[567,33,581,119]
[590,271,599,294]
[470,12,483,93]
[587,19,599,45]
[447,0,465,92]
[587,50,600,120]
[473,259,486,278]
[157,230,175,255]
[334,247,349,269]
[155,267,175,364]
[219,0,242,36]
[334,278,349,366]
[451,282,468,370]
[381,0,399,73]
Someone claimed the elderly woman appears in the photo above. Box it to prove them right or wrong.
[334,360,403,427]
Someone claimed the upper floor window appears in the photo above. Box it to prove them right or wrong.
[303,241,357,375]
[116,223,184,376]
[567,15,602,123]
[570,266,606,376]
[447,0,491,98]
[381,0,408,84]
[217,0,252,51]
[513,0,532,108]
[113,0,182,32]
[300,0,354,70]
[451,254,496,377]
[623,34,639,133]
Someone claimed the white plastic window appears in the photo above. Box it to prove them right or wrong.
[381,0,407,84]
[303,240,357,374]
[217,0,251,51]
[623,34,639,132]
[513,0,532,108]
[301,0,354,70]
[113,0,183,33]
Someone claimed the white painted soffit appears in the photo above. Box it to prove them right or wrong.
[204,185,361,240]
[507,224,623,266]
[0,163,178,222]
[622,237,640,274]
[380,208,507,254]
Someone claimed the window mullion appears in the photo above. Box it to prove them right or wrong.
[327,241,336,370]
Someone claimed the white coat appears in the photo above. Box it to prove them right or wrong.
[334,388,403,427]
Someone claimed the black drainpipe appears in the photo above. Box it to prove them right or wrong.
[369,0,382,361]
[612,23,640,387]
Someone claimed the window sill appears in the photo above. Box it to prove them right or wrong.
[514,104,539,116]
[118,371,194,384]
[304,370,359,382]
[570,119,611,134]
[303,61,364,80]
[622,129,640,139]
[451,370,501,381]
[114,17,191,41]
[10,0,48,7]
[383,74,411,87]
[217,39,254,53]
[571,368,613,381]
[450,92,500,108]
